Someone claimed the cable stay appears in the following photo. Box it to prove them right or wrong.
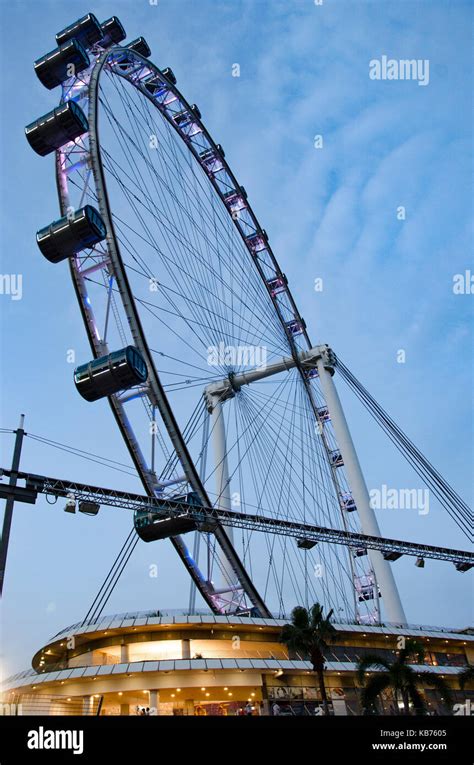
[335,356,473,543]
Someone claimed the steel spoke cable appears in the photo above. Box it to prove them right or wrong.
[123,262,284,355]
[98,77,286,352]
[108,80,240,362]
[237,386,354,615]
[84,399,224,622]
[236,388,349,615]
[99,91,274,335]
[105,73,285,336]
[236,382,350,616]
[149,96,237,358]
[241,386,355,609]
[99,112,227,368]
[236,387,299,610]
[103,161,287,358]
[233,385,349,530]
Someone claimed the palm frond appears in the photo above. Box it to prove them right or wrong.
[399,639,425,666]
[360,673,390,712]
[407,682,427,715]
[291,606,310,630]
[356,654,392,682]
[458,664,474,690]
[417,671,453,709]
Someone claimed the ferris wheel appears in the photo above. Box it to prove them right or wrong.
[25,12,407,624]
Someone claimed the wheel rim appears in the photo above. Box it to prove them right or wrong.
[53,44,378,622]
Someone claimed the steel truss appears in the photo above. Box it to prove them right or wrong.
[2,469,472,568]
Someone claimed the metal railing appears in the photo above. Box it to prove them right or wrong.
[48,610,473,641]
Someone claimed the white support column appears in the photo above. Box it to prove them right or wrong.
[316,357,407,626]
[210,397,235,591]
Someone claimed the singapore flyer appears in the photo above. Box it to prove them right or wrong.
[0,0,472,759]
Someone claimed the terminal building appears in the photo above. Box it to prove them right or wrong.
[2,611,472,716]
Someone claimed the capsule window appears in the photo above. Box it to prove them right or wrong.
[84,205,107,238]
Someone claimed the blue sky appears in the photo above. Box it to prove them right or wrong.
[0,0,472,677]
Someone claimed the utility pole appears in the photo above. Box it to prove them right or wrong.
[0,414,26,597]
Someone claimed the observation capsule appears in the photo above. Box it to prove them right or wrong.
[99,16,126,47]
[162,67,177,84]
[56,13,103,49]
[34,39,90,90]
[25,101,88,156]
[36,205,106,263]
[74,346,148,402]
[128,37,151,58]
[134,492,202,542]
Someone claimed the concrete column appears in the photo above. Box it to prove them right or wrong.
[316,358,407,625]
[120,643,129,663]
[149,690,160,715]
[82,696,94,716]
[182,638,191,659]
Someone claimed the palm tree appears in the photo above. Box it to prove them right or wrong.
[458,664,474,690]
[356,639,453,715]
[280,604,336,715]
